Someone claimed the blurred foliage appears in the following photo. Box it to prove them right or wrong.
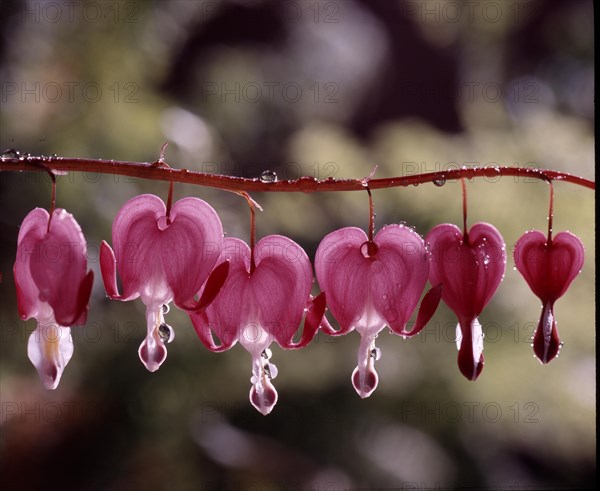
[0,1,595,490]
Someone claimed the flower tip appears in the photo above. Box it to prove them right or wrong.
[138,337,167,372]
[250,379,278,415]
[533,334,561,365]
[532,304,561,364]
[28,325,73,390]
[40,364,61,390]
[458,354,484,381]
[352,365,379,399]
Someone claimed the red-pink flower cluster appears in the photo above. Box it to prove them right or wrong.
[14,194,585,414]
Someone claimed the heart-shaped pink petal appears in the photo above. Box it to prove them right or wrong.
[514,230,584,303]
[108,194,222,307]
[427,223,506,322]
[315,225,431,336]
[15,208,93,326]
[252,235,313,347]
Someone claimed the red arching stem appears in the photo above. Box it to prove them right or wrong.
[547,180,554,244]
[461,178,468,244]
[1,155,595,191]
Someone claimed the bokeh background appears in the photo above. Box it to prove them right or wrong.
[0,1,595,489]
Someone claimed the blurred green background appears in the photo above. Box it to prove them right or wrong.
[0,1,594,490]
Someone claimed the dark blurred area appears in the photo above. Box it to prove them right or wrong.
[0,1,595,490]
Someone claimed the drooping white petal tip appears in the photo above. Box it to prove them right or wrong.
[352,365,379,399]
[27,324,74,390]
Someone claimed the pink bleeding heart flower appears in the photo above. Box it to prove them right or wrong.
[190,236,325,415]
[427,223,506,381]
[14,208,94,389]
[514,230,584,364]
[100,194,225,372]
[315,225,442,398]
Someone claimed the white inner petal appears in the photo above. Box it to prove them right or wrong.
[239,322,271,357]
[455,319,484,366]
[27,305,74,390]
[472,318,484,365]
[542,303,554,360]
[355,296,385,338]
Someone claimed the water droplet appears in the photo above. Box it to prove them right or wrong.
[433,179,446,187]
[370,347,382,361]
[158,323,175,343]
[261,348,273,360]
[264,362,278,379]
[360,241,378,258]
[162,304,170,314]
[2,149,21,159]
[412,183,418,187]
[260,170,278,183]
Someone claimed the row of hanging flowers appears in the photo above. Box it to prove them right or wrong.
[6,151,588,415]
